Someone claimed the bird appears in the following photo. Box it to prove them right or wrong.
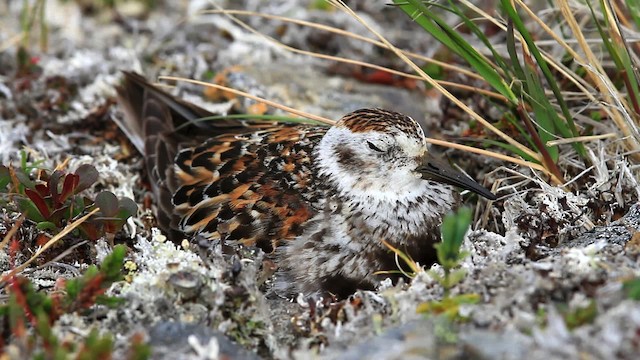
[115,71,496,298]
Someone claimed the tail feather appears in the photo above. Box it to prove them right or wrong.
[117,71,248,146]
[115,71,246,240]
[114,72,147,154]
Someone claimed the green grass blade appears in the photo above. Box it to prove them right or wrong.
[507,17,559,161]
[444,1,513,76]
[481,139,539,163]
[503,111,538,150]
[626,0,640,29]
[501,0,587,158]
[393,0,518,104]
[593,0,640,117]
[506,20,526,83]
[521,51,559,161]
[174,114,328,132]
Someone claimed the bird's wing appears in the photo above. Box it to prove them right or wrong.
[173,126,327,252]
[116,71,328,249]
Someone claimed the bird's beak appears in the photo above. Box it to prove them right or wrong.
[416,156,497,200]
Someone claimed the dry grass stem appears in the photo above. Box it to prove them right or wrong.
[514,0,622,124]
[558,0,640,154]
[158,76,336,125]
[380,239,421,275]
[0,32,23,52]
[327,0,541,163]
[546,133,617,146]
[204,7,506,102]
[54,157,71,171]
[3,208,100,277]
[426,137,560,182]
[466,0,600,108]
[0,214,26,252]
[203,9,485,81]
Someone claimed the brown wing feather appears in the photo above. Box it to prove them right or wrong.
[173,126,327,253]
[116,72,257,239]
[116,72,329,250]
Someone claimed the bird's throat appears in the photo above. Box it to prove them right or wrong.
[335,180,458,247]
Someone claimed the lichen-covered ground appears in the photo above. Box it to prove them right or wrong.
[2,1,640,359]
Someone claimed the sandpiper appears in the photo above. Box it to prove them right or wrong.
[116,72,496,298]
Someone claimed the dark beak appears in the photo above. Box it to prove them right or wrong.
[416,156,497,201]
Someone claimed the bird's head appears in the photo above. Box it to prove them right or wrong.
[316,108,496,201]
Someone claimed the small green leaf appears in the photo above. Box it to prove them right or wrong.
[422,62,444,82]
[95,296,126,307]
[65,266,98,300]
[95,191,118,217]
[118,197,138,219]
[17,197,45,223]
[35,310,57,348]
[36,221,57,231]
[14,167,35,189]
[427,269,445,283]
[0,165,10,190]
[74,164,99,194]
[438,207,472,268]
[446,269,468,287]
[623,277,640,300]
[129,337,152,360]
[76,329,113,360]
[100,245,127,282]
[25,188,51,219]
[416,293,480,320]
[20,149,28,170]
[557,301,598,330]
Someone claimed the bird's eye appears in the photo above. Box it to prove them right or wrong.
[367,141,384,152]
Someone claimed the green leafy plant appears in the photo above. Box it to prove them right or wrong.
[418,207,479,319]
[431,207,472,297]
[0,163,137,241]
[557,301,598,330]
[0,245,149,359]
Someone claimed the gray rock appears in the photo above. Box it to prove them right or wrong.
[148,321,261,360]
[560,202,640,249]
